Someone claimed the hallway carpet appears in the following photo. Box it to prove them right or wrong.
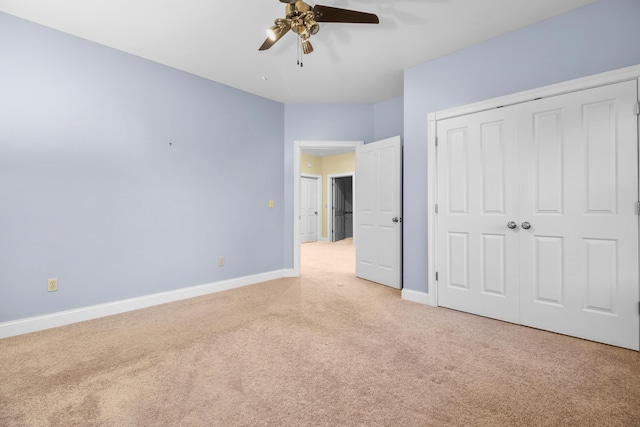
[1,239,639,426]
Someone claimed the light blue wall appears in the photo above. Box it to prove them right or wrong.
[0,13,285,322]
[373,96,404,141]
[403,0,640,294]
[4,0,633,322]
[284,104,375,143]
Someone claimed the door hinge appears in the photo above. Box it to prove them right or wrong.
[435,203,439,214]
[636,101,640,116]
[435,136,439,147]
[435,272,439,281]
[635,202,640,215]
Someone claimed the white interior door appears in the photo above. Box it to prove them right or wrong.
[436,79,640,350]
[518,80,639,349]
[355,136,402,289]
[300,176,318,243]
[436,106,521,322]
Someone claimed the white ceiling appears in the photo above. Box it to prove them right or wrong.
[0,0,596,105]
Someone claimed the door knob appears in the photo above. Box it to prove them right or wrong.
[521,221,531,230]
[507,221,517,229]
[392,217,401,223]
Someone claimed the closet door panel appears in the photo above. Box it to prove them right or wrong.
[436,106,520,323]
[519,80,639,350]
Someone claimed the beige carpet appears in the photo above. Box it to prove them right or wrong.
[1,238,639,426]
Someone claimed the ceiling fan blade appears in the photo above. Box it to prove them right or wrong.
[259,25,291,51]
[312,4,379,24]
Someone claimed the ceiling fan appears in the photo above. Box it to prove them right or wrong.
[259,0,379,55]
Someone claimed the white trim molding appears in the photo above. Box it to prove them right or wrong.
[402,289,431,305]
[434,64,640,121]
[427,111,439,308]
[0,269,294,339]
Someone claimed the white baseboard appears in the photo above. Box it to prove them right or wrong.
[401,288,430,305]
[0,269,292,340]
[282,268,297,278]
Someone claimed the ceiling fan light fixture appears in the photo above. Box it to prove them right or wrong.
[266,24,281,41]
[259,0,379,56]
[301,37,313,54]
[291,17,305,34]
[305,19,319,35]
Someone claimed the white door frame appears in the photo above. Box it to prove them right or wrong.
[328,172,355,242]
[301,174,322,242]
[293,140,364,276]
[426,64,640,308]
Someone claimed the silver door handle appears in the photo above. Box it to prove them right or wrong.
[507,221,517,229]
[392,217,402,223]
[521,221,531,230]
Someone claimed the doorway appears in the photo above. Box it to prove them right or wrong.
[293,137,403,289]
[329,175,354,242]
[293,141,363,277]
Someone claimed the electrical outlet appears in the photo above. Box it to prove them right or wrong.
[218,257,225,266]
[47,278,58,292]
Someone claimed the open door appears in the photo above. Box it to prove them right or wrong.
[355,136,402,289]
[332,177,347,241]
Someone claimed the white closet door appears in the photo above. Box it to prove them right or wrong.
[300,176,318,243]
[436,106,520,323]
[518,80,639,349]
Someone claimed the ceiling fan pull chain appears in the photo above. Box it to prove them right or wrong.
[296,37,303,67]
